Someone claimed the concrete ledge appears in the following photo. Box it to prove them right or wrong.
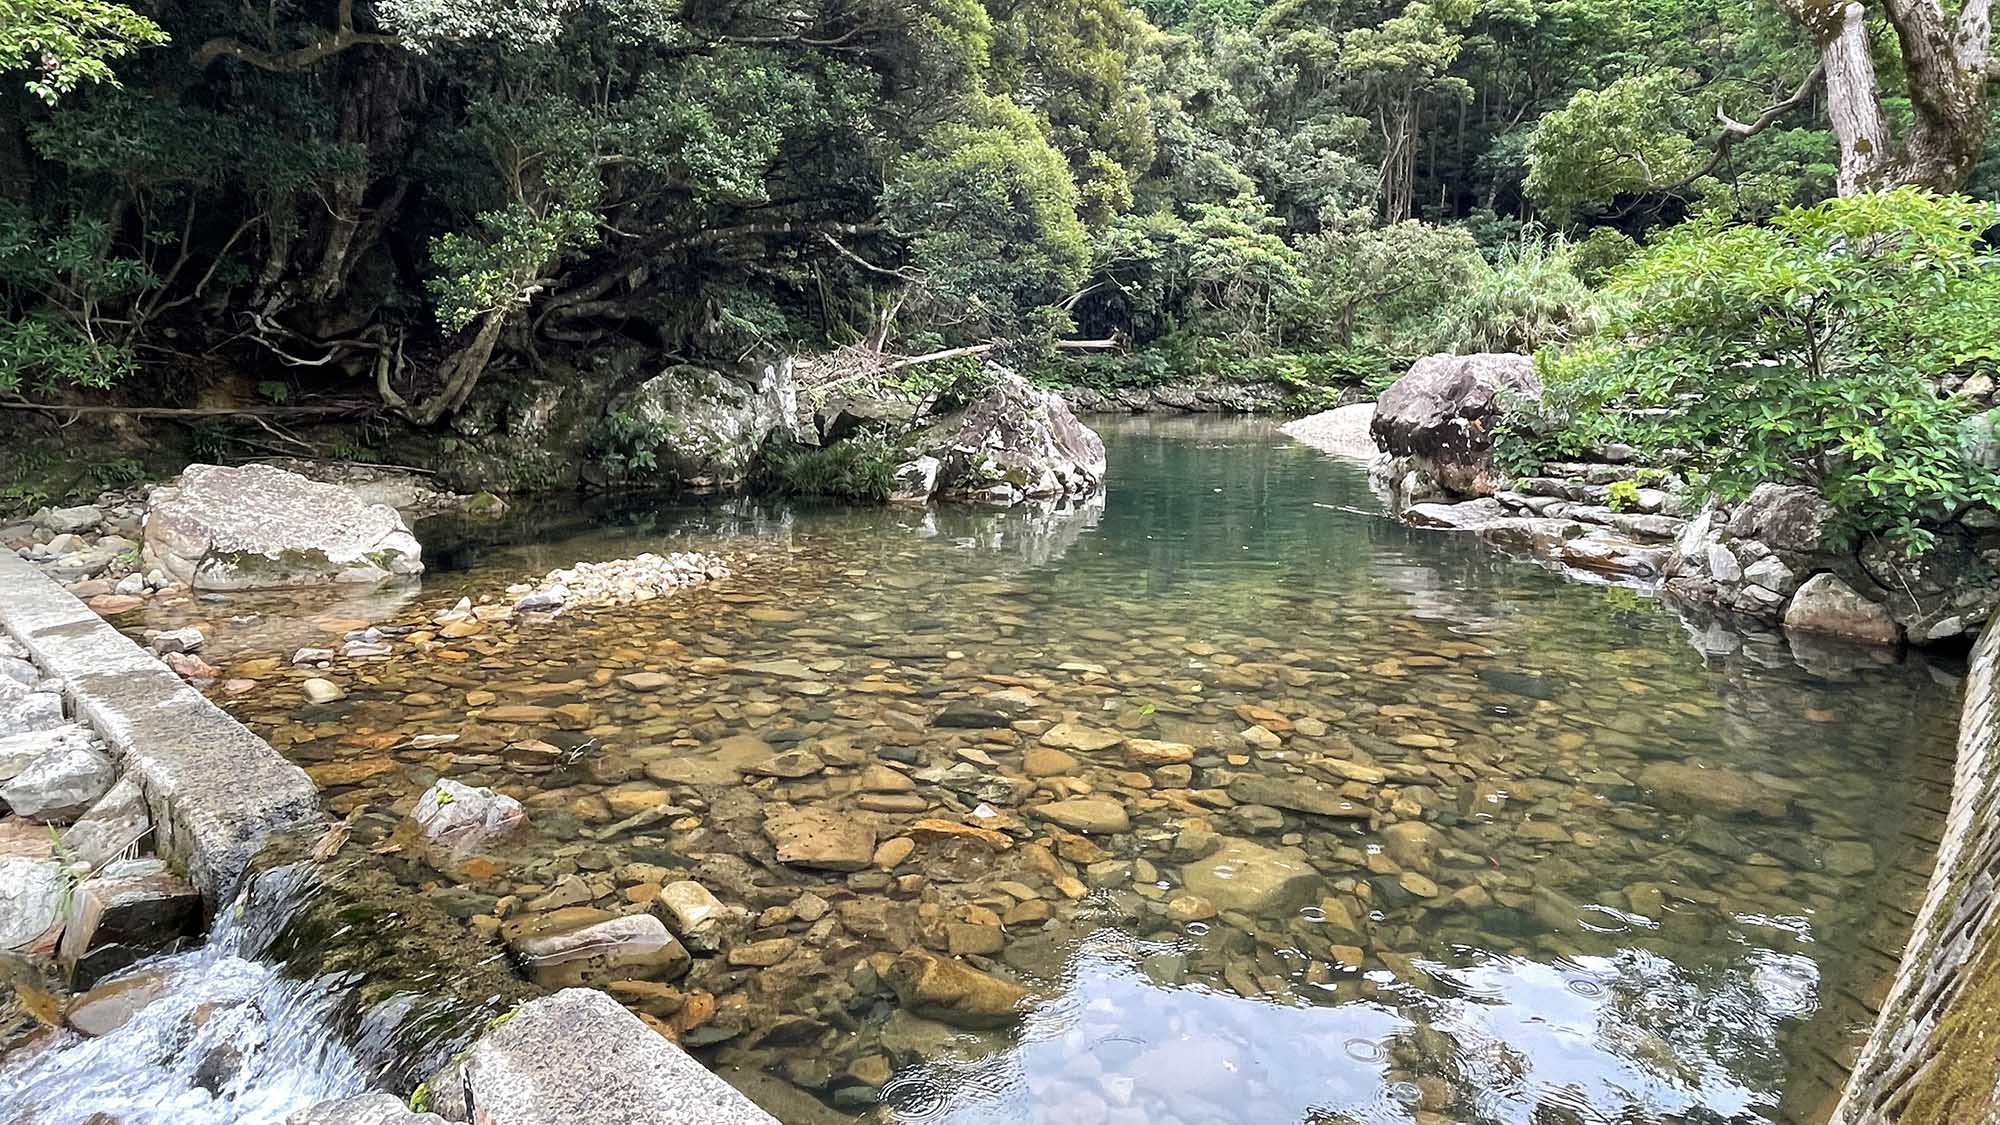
[426,989,779,1124]
[0,551,322,903]
[1836,612,2000,1122]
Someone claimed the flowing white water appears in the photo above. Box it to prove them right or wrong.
[0,903,373,1125]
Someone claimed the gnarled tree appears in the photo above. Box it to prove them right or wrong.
[1784,0,1996,193]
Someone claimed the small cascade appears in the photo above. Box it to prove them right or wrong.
[0,898,371,1124]
[0,832,532,1124]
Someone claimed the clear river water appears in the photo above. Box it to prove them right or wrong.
[60,415,1964,1124]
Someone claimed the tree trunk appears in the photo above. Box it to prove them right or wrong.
[1789,0,1994,194]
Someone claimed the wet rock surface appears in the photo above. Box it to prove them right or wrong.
[111,416,1959,1124]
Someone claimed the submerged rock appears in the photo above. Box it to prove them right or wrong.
[410,779,527,856]
[144,463,423,589]
[1179,838,1320,915]
[884,949,1029,1028]
[510,913,690,989]
[764,806,877,871]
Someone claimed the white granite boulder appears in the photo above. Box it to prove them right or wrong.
[144,463,423,590]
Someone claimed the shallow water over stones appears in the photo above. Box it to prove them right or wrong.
[128,417,1957,1124]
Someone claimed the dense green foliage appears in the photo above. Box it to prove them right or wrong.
[1511,189,2000,553]
[0,0,1915,416]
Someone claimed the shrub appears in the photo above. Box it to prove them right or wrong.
[759,439,898,502]
[1426,233,1598,354]
[1511,188,2000,555]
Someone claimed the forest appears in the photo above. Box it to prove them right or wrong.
[3,0,2000,541]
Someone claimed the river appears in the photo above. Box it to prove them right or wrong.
[63,414,1962,1124]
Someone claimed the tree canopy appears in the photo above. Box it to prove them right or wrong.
[2,0,1999,426]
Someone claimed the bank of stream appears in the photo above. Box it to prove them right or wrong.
[76,415,1963,1123]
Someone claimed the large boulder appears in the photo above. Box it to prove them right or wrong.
[926,371,1107,504]
[1783,573,1903,647]
[1371,353,1539,497]
[144,464,423,590]
[607,357,798,486]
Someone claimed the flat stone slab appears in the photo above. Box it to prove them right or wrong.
[426,988,778,1124]
[0,552,322,902]
[285,1093,446,1124]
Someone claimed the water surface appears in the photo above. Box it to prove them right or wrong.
[127,416,1957,1124]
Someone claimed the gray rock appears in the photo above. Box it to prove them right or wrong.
[0,723,97,784]
[509,913,690,989]
[927,371,1106,503]
[150,627,204,655]
[144,463,423,590]
[1961,407,2000,471]
[1705,543,1742,584]
[1,744,116,821]
[890,455,942,502]
[0,856,61,951]
[1783,573,1901,647]
[0,656,37,688]
[285,1093,447,1125]
[1725,484,1835,554]
[411,779,526,856]
[1179,838,1320,914]
[60,776,150,867]
[426,988,778,1124]
[608,358,798,486]
[1741,555,1797,596]
[1370,352,1538,497]
[0,691,64,737]
[36,505,103,535]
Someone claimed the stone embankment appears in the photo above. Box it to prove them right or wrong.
[1835,612,2000,1123]
[0,550,771,1123]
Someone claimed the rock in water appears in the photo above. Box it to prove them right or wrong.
[410,779,526,856]
[763,806,877,871]
[1782,573,1902,647]
[1028,797,1130,835]
[1637,762,1794,820]
[926,371,1106,504]
[1371,353,1538,497]
[884,949,1029,1028]
[509,914,690,988]
[1179,838,1321,914]
[606,358,798,485]
[144,463,423,589]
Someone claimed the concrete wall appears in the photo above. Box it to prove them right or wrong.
[0,550,323,903]
[1836,615,2000,1123]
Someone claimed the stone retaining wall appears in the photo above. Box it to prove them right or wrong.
[0,550,321,903]
[1835,612,2000,1123]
